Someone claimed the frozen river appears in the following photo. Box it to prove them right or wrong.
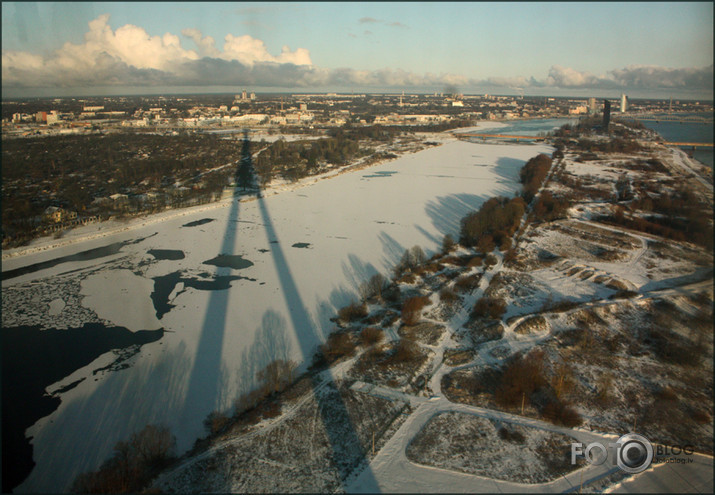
[2,121,564,492]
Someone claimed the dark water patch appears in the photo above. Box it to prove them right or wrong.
[291,242,311,249]
[1,323,163,493]
[151,271,257,319]
[183,218,215,228]
[151,272,182,319]
[53,377,86,395]
[2,242,124,281]
[148,249,185,261]
[203,254,254,269]
[2,234,157,281]
[127,232,158,245]
[363,170,398,178]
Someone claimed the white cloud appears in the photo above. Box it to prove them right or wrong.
[181,28,220,58]
[1,14,711,97]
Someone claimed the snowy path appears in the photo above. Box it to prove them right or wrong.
[346,395,619,493]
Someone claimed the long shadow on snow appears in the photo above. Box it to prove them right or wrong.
[178,136,247,446]
[250,134,379,487]
[424,193,487,239]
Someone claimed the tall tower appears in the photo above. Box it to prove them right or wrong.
[620,93,627,113]
[602,100,611,129]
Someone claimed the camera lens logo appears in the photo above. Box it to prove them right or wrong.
[616,433,653,474]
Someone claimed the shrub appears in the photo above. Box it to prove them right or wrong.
[495,350,547,408]
[472,297,506,320]
[467,255,483,267]
[389,338,421,363]
[454,273,482,293]
[484,253,498,267]
[542,398,582,427]
[520,154,553,202]
[360,273,390,301]
[498,427,526,444]
[320,332,357,363]
[595,372,614,405]
[655,386,678,402]
[71,424,176,493]
[442,234,456,253]
[476,234,495,253]
[360,326,384,346]
[402,295,431,325]
[204,410,231,435]
[692,409,712,424]
[533,191,570,222]
[337,301,368,322]
[439,287,460,304]
[394,245,428,276]
[256,359,297,394]
[497,235,512,251]
[460,196,526,247]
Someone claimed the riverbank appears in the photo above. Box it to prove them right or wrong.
[1,130,450,264]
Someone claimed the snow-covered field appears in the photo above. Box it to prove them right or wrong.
[3,130,554,492]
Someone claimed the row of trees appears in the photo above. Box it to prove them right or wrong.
[459,196,526,249]
[519,153,553,203]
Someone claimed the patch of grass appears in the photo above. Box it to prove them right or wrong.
[454,273,482,293]
[401,295,431,325]
[359,326,384,346]
[337,301,368,323]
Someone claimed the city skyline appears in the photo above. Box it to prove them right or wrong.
[2,1,713,100]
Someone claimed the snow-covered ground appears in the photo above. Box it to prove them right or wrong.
[3,130,554,492]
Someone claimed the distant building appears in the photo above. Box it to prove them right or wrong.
[36,111,47,123]
[83,106,104,112]
[44,206,77,223]
[603,100,611,128]
[620,93,628,113]
[588,97,597,114]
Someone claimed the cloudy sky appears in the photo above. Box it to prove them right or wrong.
[2,2,713,99]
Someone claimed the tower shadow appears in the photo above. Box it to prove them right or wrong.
[178,135,249,440]
[248,132,379,488]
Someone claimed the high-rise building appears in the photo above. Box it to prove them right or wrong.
[620,94,628,113]
[602,100,611,128]
[588,97,597,114]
